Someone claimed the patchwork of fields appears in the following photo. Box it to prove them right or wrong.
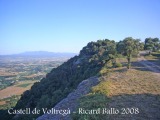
[0,56,68,109]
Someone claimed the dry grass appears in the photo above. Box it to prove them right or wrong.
[106,67,160,96]
[97,60,160,119]
[73,57,160,119]
[83,53,160,119]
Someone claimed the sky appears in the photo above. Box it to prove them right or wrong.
[0,0,160,55]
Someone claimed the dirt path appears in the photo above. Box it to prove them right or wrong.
[137,56,160,77]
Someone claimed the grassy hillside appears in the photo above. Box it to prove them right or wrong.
[4,39,117,120]
[72,57,160,120]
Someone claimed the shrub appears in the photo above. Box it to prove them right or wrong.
[115,62,122,68]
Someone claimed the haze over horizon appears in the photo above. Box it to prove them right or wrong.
[0,51,78,56]
[0,0,160,55]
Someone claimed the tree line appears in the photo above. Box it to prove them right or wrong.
[117,37,160,68]
[80,37,160,69]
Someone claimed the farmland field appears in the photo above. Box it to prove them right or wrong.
[0,56,69,110]
[0,81,36,99]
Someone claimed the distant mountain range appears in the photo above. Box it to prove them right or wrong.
[0,51,78,57]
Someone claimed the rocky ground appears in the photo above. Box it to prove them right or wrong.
[37,77,100,120]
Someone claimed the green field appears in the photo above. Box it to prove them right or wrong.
[16,83,32,88]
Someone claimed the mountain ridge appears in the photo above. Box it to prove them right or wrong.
[10,39,115,119]
[0,51,77,57]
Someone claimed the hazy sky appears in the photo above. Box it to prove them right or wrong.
[0,0,160,55]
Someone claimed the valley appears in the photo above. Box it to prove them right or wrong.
[0,56,69,110]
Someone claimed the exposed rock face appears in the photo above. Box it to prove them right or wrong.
[37,77,99,120]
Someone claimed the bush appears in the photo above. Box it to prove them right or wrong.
[115,62,122,68]
[116,54,124,58]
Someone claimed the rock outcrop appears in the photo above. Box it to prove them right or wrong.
[37,77,99,120]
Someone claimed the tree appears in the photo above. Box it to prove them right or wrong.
[144,37,160,54]
[139,42,144,51]
[117,37,140,69]
[152,38,160,52]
